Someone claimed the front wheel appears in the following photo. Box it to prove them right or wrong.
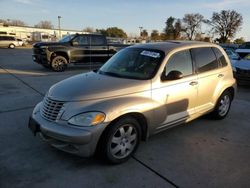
[211,91,232,120]
[51,56,68,72]
[102,117,141,164]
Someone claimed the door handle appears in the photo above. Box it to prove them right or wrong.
[189,81,198,86]
[218,74,224,78]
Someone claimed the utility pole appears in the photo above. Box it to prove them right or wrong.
[58,16,62,39]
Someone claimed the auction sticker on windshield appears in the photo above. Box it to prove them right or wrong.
[140,50,161,58]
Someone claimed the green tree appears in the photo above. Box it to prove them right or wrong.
[151,30,160,41]
[141,29,148,39]
[164,17,182,40]
[183,13,204,40]
[206,10,243,43]
[234,37,245,44]
[105,27,127,38]
[164,16,175,39]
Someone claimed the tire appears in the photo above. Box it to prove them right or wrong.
[211,91,232,120]
[101,117,141,164]
[51,56,68,72]
[9,44,15,49]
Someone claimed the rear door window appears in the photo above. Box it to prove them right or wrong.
[91,35,105,45]
[191,47,219,73]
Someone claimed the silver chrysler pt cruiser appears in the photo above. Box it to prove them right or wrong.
[29,41,236,164]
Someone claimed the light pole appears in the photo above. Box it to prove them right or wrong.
[58,16,62,39]
[139,26,143,38]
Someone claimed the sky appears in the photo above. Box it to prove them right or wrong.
[0,0,250,40]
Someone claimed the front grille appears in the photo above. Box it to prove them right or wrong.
[41,97,64,121]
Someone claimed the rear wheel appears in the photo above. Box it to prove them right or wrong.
[51,56,67,72]
[101,117,141,164]
[211,91,232,119]
[9,44,15,49]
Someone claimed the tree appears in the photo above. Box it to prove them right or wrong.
[182,13,204,40]
[151,30,160,41]
[164,17,182,40]
[206,10,243,43]
[96,29,107,36]
[97,27,127,38]
[234,37,245,44]
[34,21,54,29]
[0,19,26,26]
[164,16,175,39]
[141,29,148,39]
[83,27,95,33]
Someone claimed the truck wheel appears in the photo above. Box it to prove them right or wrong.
[102,117,141,164]
[51,56,67,72]
[211,90,232,120]
[9,44,15,49]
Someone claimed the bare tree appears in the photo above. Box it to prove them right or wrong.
[206,10,243,43]
[183,13,204,40]
[34,20,54,29]
[9,19,26,26]
[83,27,95,33]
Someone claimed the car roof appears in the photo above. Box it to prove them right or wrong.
[129,41,219,54]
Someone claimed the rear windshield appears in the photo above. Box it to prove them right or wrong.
[99,48,165,80]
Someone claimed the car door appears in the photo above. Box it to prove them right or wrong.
[90,35,109,63]
[151,49,198,131]
[191,47,221,114]
[70,35,90,63]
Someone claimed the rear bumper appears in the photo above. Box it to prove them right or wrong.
[28,103,107,157]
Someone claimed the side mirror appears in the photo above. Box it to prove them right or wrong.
[161,70,183,81]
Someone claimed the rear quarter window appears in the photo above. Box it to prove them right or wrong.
[212,47,228,67]
[191,47,219,73]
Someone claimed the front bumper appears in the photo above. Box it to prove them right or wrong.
[28,103,107,157]
[32,54,49,65]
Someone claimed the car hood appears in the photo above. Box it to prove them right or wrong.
[47,71,151,101]
[233,60,250,70]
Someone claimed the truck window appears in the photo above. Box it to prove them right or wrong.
[91,35,105,45]
[73,35,89,45]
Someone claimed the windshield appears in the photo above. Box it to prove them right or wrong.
[59,34,75,42]
[98,48,165,80]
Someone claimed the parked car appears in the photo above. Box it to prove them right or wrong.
[0,36,19,49]
[17,39,24,46]
[224,48,241,65]
[232,54,250,85]
[32,33,129,71]
[235,42,250,58]
[29,41,236,164]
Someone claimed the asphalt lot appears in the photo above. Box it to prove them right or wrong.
[0,48,250,188]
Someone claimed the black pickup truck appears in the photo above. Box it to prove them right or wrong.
[32,34,129,71]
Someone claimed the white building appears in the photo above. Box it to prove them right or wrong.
[0,23,85,42]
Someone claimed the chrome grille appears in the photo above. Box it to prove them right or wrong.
[41,97,64,121]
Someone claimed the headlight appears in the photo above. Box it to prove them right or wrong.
[68,112,105,127]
